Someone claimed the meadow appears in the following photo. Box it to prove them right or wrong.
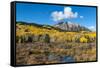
[16,22,96,65]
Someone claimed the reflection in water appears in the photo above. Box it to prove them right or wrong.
[60,56,75,63]
[48,54,75,63]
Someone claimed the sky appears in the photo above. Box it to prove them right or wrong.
[16,3,97,30]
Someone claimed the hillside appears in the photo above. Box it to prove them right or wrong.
[17,21,91,32]
[16,21,96,65]
[54,21,91,32]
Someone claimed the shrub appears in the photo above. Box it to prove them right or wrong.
[80,37,88,43]
[43,34,50,43]
[39,34,50,43]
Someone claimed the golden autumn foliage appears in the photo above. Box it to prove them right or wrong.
[80,37,88,43]
[16,23,97,65]
[16,23,96,43]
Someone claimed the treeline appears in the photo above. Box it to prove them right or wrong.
[16,23,96,43]
[16,33,96,43]
[16,34,50,43]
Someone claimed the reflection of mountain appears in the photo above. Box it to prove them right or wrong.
[54,21,91,32]
[16,21,91,32]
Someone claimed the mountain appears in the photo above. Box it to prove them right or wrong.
[54,21,91,32]
[17,21,91,32]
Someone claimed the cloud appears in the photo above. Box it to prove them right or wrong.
[80,16,84,19]
[64,7,78,19]
[88,26,96,31]
[51,11,64,21]
[51,7,79,21]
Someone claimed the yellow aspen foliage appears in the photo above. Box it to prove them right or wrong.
[16,23,96,43]
[80,37,88,43]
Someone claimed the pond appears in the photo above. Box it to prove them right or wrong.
[59,56,75,63]
[48,54,75,63]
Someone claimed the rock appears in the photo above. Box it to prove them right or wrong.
[54,21,90,32]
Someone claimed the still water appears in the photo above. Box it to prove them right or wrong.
[48,54,75,63]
